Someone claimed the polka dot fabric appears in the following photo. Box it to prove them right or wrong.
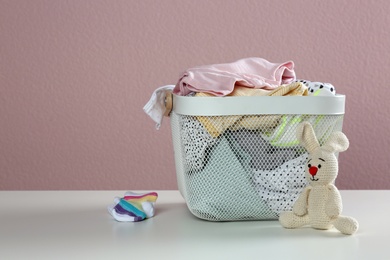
[179,115,217,171]
[253,153,308,214]
[294,79,336,96]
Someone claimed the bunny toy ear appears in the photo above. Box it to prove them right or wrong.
[322,131,349,153]
[296,122,320,153]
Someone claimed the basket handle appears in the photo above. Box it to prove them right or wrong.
[164,90,173,117]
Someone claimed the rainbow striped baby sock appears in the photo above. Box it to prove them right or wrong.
[108,191,158,222]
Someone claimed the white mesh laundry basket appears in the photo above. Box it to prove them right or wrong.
[168,93,345,221]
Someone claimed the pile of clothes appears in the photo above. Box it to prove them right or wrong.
[144,57,340,221]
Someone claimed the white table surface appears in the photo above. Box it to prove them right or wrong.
[0,190,389,260]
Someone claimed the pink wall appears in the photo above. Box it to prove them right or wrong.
[1,0,389,190]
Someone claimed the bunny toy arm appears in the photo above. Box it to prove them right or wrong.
[293,186,311,216]
[325,184,342,218]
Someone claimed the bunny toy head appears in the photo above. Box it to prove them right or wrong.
[296,122,349,186]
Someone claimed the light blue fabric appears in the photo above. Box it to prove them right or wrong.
[186,132,276,221]
[119,199,147,219]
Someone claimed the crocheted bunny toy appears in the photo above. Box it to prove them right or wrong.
[279,122,359,235]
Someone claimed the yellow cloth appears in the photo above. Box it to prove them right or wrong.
[195,82,308,138]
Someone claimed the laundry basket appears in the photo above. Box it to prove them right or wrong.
[167,93,345,221]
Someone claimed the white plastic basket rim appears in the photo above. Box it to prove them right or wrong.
[172,94,345,116]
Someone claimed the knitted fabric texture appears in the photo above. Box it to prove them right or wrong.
[278,122,359,235]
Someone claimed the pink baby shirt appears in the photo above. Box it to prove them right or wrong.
[173,57,296,97]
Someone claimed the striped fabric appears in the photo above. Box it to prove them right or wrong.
[108,192,158,222]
